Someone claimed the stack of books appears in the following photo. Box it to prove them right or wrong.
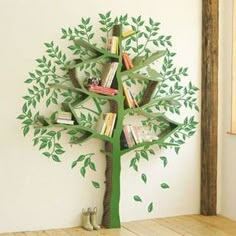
[106,36,119,54]
[101,62,119,88]
[123,125,158,147]
[106,24,120,54]
[123,83,139,108]
[56,111,74,125]
[96,113,117,137]
[122,52,134,70]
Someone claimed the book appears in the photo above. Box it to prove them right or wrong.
[122,52,134,70]
[57,111,72,120]
[123,125,135,147]
[108,113,117,137]
[123,83,134,108]
[56,118,74,125]
[88,85,118,95]
[96,113,109,134]
[120,130,129,149]
[122,29,135,38]
[123,83,139,108]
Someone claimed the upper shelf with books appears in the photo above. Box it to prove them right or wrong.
[70,39,120,69]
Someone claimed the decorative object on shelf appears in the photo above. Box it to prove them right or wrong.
[17,12,199,229]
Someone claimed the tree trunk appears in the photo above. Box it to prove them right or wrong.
[102,141,121,228]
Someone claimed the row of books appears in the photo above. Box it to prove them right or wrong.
[56,111,74,125]
[122,124,159,148]
[123,83,139,108]
[106,28,136,54]
[106,36,119,54]
[96,112,117,137]
[101,62,119,88]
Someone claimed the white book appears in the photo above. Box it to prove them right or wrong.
[56,118,74,125]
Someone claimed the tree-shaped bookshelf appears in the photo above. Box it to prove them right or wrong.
[17,13,199,229]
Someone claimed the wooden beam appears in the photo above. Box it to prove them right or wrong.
[201,0,218,215]
[231,0,236,133]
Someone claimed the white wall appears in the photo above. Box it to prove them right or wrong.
[219,0,236,221]
[0,0,201,233]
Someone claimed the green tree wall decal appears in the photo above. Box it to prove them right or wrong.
[17,12,199,229]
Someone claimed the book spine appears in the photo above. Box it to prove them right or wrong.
[104,113,113,136]
[108,113,117,137]
[122,53,130,70]
[100,113,110,135]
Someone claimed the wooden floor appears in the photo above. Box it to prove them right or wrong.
[1,215,236,236]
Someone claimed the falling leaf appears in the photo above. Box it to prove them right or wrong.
[161,183,170,189]
[133,195,142,202]
[92,181,100,189]
[148,202,153,212]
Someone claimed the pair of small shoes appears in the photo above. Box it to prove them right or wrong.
[82,207,101,231]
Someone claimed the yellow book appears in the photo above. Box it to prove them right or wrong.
[104,113,113,136]
[122,30,135,38]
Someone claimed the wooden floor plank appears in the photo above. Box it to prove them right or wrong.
[24,232,37,236]
[123,219,182,236]
[192,215,236,235]
[173,215,233,236]
[35,231,50,236]
[1,215,236,236]
[156,217,195,236]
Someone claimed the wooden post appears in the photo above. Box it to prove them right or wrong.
[201,0,218,215]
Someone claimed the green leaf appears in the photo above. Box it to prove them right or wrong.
[52,154,61,162]
[39,142,47,150]
[89,162,96,171]
[141,150,148,161]
[80,167,86,177]
[99,13,106,20]
[43,152,51,157]
[133,195,142,202]
[55,149,65,155]
[141,173,147,184]
[47,131,56,136]
[77,155,85,162]
[23,126,30,136]
[22,103,27,113]
[92,181,100,189]
[175,147,180,154]
[148,202,153,213]
[161,183,170,189]
[17,114,25,120]
[84,157,90,167]
[149,149,155,155]
[160,156,168,167]
[71,160,78,169]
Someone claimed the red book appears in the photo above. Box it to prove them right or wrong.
[88,85,118,95]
